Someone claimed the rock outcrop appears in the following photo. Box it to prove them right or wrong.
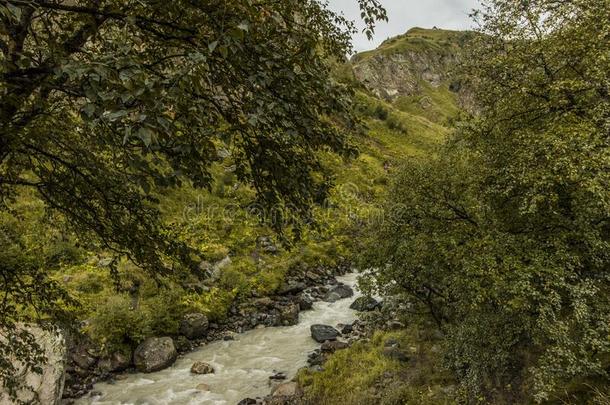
[351,27,474,109]
[0,325,66,405]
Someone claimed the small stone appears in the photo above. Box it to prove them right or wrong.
[269,371,287,380]
[190,361,214,375]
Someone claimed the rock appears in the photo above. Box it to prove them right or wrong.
[322,292,342,302]
[191,361,214,374]
[384,338,400,348]
[321,341,349,352]
[222,332,236,341]
[269,371,287,380]
[322,284,353,302]
[238,399,258,405]
[97,350,131,373]
[349,296,381,312]
[258,236,278,254]
[387,320,405,330]
[196,383,211,391]
[271,381,302,397]
[278,281,306,296]
[133,337,177,373]
[298,295,313,311]
[179,313,209,340]
[381,347,410,362]
[278,303,299,325]
[310,324,340,343]
[0,325,66,405]
[70,345,97,370]
[340,323,353,335]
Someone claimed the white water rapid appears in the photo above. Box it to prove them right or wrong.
[78,272,361,405]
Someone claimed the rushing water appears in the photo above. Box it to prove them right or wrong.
[78,273,361,405]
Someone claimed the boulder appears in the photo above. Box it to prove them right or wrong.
[69,345,97,370]
[97,349,131,373]
[0,325,66,405]
[238,399,258,405]
[278,281,306,296]
[278,303,299,325]
[190,361,214,375]
[133,337,177,373]
[298,295,313,311]
[310,324,339,343]
[340,323,353,335]
[349,296,381,312]
[322,284,353,302]
[321,340,349,353]
[179,313,209,340]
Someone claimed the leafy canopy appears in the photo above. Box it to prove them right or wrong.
[0,0,386,398]
[364,0,609,402]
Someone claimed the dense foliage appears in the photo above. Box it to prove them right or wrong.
[0,0,388,398]
[364,0,609,402]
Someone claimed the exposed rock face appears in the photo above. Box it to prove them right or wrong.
[349,296,381,312]
[0,325,66,405]
[310,324,340,343]
[351,27,474,107]
[180,313,209,340]
[133,337,177,373]
[190,361,214,374]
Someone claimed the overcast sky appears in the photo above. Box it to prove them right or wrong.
[327,0,481,53]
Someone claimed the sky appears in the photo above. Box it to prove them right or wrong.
[327,0,481,53]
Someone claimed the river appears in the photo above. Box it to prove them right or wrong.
[78,272,361,405]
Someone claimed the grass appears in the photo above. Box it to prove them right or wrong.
[298,328,457,405]
[352,27,473,63]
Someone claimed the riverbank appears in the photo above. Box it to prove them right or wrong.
[62,262,353,402]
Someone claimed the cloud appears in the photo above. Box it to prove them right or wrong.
[327,0,481,53]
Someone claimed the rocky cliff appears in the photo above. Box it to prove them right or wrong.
[350,27,475,113]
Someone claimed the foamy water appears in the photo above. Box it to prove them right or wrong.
[77,273,361,405]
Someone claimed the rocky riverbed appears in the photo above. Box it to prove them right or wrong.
[70,272,374,405]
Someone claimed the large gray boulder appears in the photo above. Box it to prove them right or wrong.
[179,313,209,340]
[133,337,177,372]
[0,325,66,405]
[310,324,340,343]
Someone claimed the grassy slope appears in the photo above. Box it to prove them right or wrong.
[297,28,465,405]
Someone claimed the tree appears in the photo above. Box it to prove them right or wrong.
[364,0,609,402]
[0,0,386,399]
